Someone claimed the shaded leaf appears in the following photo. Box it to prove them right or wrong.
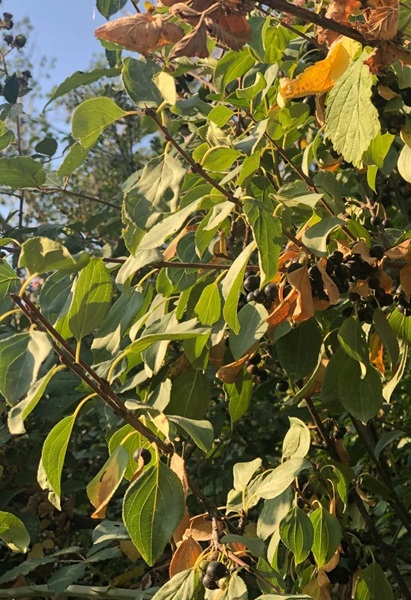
[0,511,30,553]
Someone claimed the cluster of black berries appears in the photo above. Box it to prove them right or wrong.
[245,353,268,383]
[243,272,277,309]
[396,291,411,317]
[3,33,26,48]
[175,73,194,95]
[200,560,228,590]
[0,12,13,30]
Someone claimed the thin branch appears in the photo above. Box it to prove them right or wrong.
[38,187,120,211]
[0,584,155,599]
[145,108,238,204]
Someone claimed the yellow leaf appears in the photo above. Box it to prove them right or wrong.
[280,38,360,99]
[86,445,128,519]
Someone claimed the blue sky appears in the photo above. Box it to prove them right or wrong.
[14,1,132,95]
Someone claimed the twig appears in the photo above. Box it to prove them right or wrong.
[38,187,120,211]
[0,584,156,599]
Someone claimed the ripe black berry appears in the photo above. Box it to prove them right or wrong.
[368,276,380,290]
[401,87,411,106]
[276,380,288,392]
[206,561,227,580]
[203,574,219,590]
[370,215,381,226]
[244,275,260,292]
[253,289,266,303]
[381,293,393,306]
[348,291,360,302]
[369,245,384,260]
[288,262,302,273]
[382,218,392,228]
[330,250,344,265]
[334,426,347,439]
[309,265,322,281]
[374,287,386,302]
[257,369,268,382]
[264,283,278,300]
[246,292,254,303]
[342,306,354,318]
[246,364,260,375]
[327,565,350,584]
[133,448,151,464]
[247,353,261,366]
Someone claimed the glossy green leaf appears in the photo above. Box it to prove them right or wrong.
[151,569,197,600]
[0,331,52,406]
[201,146,241,172]
[310,506,342,567]
[338,358,383,422]
[338,316,368,365]
[166,368,210,419]
[72,97,129,149]
[0,157,46,188]
[45,67,120,107]
[194,282,221,325]
[123,461,185,565]
[225,375,253,424]
[230,303,268,360]
[67,258,112,340]
[276,319,322,381]
[208,105,234,127]
[302,216,344,256]
[97,0,127,17]
[325,50,380,167]
[234,458,262,491]
[122,57,162,108]
[222,242,256,334]
[0,511,30,553]
[280,506,314,565]
[19,237,78,274]
[252,458,311,501]
[8,367,60,435]
[244,199,282,286]
[282,417,311,460]
[38,414,76,510]
[168,415,214,452]
[354,561,394,600]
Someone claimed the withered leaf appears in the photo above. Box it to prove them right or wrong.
[216,343,259,383]
[364,41,411,73]
[205,15,249,51]
[169,22,209,60]
[169,3,202,24]
[95,13,183,56]
[169,536,202,578]
[317,259,339,305]
[362,0,399,40]
[317,0,361,46]
[287,265,315,323]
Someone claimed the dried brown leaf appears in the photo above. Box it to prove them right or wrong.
[400,263,411,298]
[186,513,214,541]
[362,0,399,40]
[216,344,259,383]
[317,259,339,305]
[205,17,245,51]
[169,22,209,60]
[171,453,189,496]
[287,265,315,323]
[364,41,411,73]
[170,536,203,578]
[385,239,411,261]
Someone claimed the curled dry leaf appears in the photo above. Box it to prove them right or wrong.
[266,286,298,326]
[205,16,248,51]
[216,343,259,383]
[169,2,202,24]
[317,0,362,46]
[169,22,209,60]
[370,332,385,375]
[385,239,411,261]
[169,536,203,578]
[361,0,399,40]
[317,259,339,305]
[287,265,315,323]
[364,41,411,73]
[173,505,191,545]
[171,453,189,496]
[95,13,184,56]
[400,263,411,299]
[186,513,214,541]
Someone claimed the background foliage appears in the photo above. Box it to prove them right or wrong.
[0,0,411,599]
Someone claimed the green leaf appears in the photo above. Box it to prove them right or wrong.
[234,458,262,491]
[35,137,58,157]
[4,73,19,104]
[373,308,399,367]
[214,50,254,93]
[154,71,177,106]
[57,142,90,177]
[310,507,342,567]
[0,259,20,313]
[0,331,52,406]
[252,458,311,501]
[257,489,292,541]
[321,348,347,414]
[123,461,185,565]
[362,131,394,167]
[354,561,394,600]
[168,415,214,452]
[282,417,311,460]
[302,216,344,256]
[109,424,151,481]
[338,316,369,365]
[276,319,322,381]
[8,367,60,435]
[166,368,211,419]
[67,258,112,340]
[325,50,380,167]
[244,199,282,286]
[194,282,222,326]
[220,534,265,557]
[38,414,76,510]
[0,511,30,553]
[222,241,256,334]
[47,564,86,597]
[218,572,248,599]
[97,0,127,17]
[0,547,80,584]
[0,157,46,188]
[127,318,210,355]
[122,57,162,108]
[72,97,129,149]
[225,375,253,424]
[255,595,312,599]
[230,303,268,360]
[208,105,234,127]
[279,506,314,565]
[19,237,78,274]
[398,143,411,183]
[201,147,241,172]
[45,67,120,107]
[338,358,383,422]
[151,569,197,600]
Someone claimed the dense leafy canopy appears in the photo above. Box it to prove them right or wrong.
[1,0,411,599]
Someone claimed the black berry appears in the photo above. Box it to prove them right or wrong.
[369,245,384,260]
[370,215,381,226]
[206,561,227,580]
[244,275,260,292]
[288,262,302,273]
[276,380,288,392]
[203,574,219,590]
